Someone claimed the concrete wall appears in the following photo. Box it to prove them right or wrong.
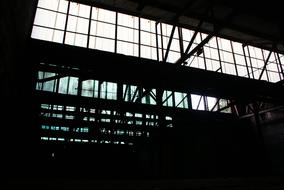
[262,111,284,176]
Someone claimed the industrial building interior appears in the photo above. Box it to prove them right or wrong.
[1,0,284,189]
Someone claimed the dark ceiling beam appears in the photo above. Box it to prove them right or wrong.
[172,0,198,21]
[31,40,284,104]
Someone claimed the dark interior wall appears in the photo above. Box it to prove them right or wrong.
[0,0,38,178]
[261,111,284,176]
[0,0,37,95]
[33,114,265,179]
[171,115,266,178]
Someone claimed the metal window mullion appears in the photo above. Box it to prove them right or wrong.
[187,93,192,109]
[139,17,141,58]
[164,25,176,62]
[276,53,284,79]
[155,22,160,61]
[242,45,251,78]
[274,52,282,80]
[63,1,71,44]
[246,46,255,79]
[204,96,209,111]
[261,49,270,81]
[259,50,272,80]
[215,37,223,73]
[123,85,129,101]
[159,23,165,61]
[200,33,207,70]
[172,91,176,107]
[196,96,203,110]
[115,12,118,53]
[230,41,239,76]
[162,92,174,104]
[176,94,188,108]
[178,27,184,56]
[210,98,220,112]
[51,0,61,41]
[86,6,93,48]
[66,76,70,94]
[55,73,60,93]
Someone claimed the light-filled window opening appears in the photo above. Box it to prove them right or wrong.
[32,0,284,83]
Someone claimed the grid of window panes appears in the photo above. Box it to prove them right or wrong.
[32,0,284,83]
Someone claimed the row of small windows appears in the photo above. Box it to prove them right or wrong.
[40,104,167,127]
[40,123,151,145]
[41,125,88,133]
[32,0,284,83]
[37,71,232,113]
[41,136,132,145]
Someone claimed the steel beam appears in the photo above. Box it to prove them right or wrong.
[155,22,160,61]
[175,94,188,108]
[86,7,93,48]
[176,10,237,65]
[162,92,173,104]
[217,101,236,113]
[164,25,176,62]
[115,11,118,53]
[259,51,272,80]
[177,34,213,65]
[63,1,71,44]
[276,53,284,79]
[178,27,184,56]
[131,87,139,102]
[210,98,220,112]
[240,105,284,119]
[175,20,204,65]
[37,74,65,83]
